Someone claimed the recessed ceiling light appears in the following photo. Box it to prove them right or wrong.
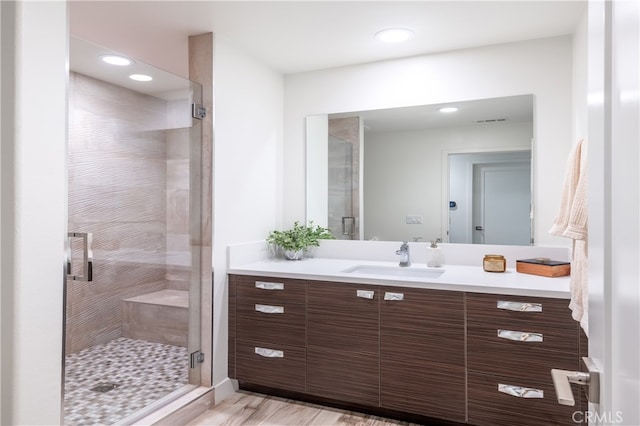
[439,107,459,113]
[100,54,133,66]
[375,28,414,43]
[129,74,153,82]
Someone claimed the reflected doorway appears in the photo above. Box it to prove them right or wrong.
[472,161,532,244]
[448,150,532,245]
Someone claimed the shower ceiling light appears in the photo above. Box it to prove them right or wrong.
[100,54,133,66]
[129,74,153,82]
[439,107,459,113]
[375,27,414,43]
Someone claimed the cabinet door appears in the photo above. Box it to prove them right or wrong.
[380,287,466,423]
[306,281,379,406]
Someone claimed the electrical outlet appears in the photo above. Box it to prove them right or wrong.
[405,215,422,224]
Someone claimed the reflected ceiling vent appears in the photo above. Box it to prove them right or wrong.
[476,118,508,123]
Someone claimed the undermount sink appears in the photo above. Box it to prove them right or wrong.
[342,264,445,279]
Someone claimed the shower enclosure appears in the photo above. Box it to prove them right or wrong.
[328,135,356,239]
[64,37,204,425]
[327,117,361,240]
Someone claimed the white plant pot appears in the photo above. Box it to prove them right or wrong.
[284,249,304,260]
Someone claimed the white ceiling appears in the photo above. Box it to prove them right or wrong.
[69,1,582,132]
[70,0,587,75]
[333,94,534,133]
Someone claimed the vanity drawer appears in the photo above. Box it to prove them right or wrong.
[467,372,582,426]
[467,319,579,382]
[467,293,580,382]
[235,339,306,393]
[467,293,576,329]
[235,276,305,304]
[235,275,306,346]
[467,336,579,385]
[236,298,305,347]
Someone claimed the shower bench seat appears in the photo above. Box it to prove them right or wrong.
[122,289,189,347]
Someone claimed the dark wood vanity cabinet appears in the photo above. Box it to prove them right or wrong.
[306,281,380,406]
[380,287,466,423]
[229,274,583,426]
[466,293,583,426]
[228,275,307,393]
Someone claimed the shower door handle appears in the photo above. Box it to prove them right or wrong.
[67,232,93,282]
[342,216,355,236]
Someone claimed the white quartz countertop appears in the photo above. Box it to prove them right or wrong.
[227,257,571,299]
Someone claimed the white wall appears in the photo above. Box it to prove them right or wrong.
[0,2,67,424]
[364,122,531,242]
[573,8,588,143]
[212,35,283,388]
[284,36,573,247]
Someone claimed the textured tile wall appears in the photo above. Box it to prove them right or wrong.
[67,72,191,354]
[166,127,191,291]
[328,117,360,239]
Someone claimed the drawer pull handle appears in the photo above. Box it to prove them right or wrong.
[497,300,542,312]
[384,292,404,301]
[497,329,543,342]
[357,290,375,299]
[254,347,284,358]
[255,304,284,314]
[498,383,544,399]
[255,281,284,290]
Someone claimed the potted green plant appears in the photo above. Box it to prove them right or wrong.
[267,221,334,260]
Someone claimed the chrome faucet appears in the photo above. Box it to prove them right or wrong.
[396,241,411,267]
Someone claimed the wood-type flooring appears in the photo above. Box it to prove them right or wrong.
[188,391,420,426]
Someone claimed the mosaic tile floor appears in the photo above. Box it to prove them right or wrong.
[64,337,189,425]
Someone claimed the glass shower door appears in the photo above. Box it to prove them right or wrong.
[64,37,203,425]
[328,135,357,239]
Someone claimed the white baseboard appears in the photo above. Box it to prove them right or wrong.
[214,377,239,404]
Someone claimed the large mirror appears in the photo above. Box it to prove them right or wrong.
[306,95,534,245]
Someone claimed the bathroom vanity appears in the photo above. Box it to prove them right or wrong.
[227,251,587,426]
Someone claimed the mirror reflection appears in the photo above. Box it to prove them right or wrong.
[306,95,534,245]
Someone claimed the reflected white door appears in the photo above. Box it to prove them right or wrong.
[472,162,531,245]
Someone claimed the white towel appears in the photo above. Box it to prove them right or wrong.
[549,139,589,336]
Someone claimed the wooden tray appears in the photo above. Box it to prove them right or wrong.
[516,258,571,277]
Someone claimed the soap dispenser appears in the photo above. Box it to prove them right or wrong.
[427,240,444,267]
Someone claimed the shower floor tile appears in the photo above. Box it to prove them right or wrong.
[64,337,188,425]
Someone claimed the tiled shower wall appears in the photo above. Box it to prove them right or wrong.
[166,126,191,292]
[66,72,191,354]
[328,117,360,240]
